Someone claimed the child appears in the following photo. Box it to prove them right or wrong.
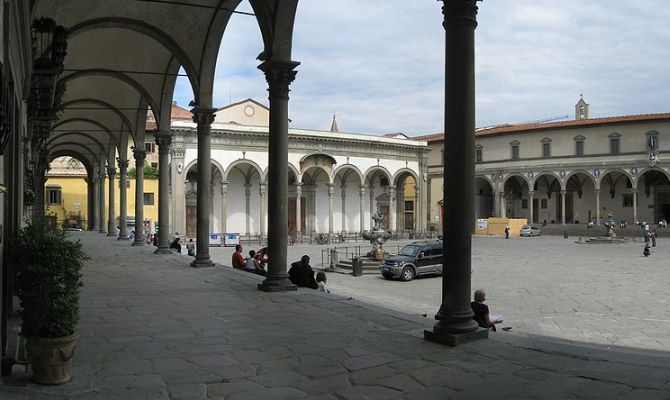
[245,250,259,272]
[316,271,330,293]
[643,242,651,257]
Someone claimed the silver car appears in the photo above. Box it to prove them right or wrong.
[519,225,541,237]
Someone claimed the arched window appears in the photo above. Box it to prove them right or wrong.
[574,135,585,156]
[541,138,551,158]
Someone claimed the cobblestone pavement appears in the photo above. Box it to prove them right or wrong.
[2,232,670,399]
[211,235,670,352]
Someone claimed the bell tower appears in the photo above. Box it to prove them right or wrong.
[575,94,589,120]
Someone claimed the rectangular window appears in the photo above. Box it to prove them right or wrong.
[151,162,158,168]
[610,138,620,154]
[622,194,633,207]
[475,148,482,162]
[46,187,62,204]
[575,141,584,156]
[143,192,155,205]
[511,145,519,160]
[542,142,551,158]
[145,143,156,153]
[521,199,528,209]
[404,201,414,212]
[541,199,548,209]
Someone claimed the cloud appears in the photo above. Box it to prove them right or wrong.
[174,1,670,136]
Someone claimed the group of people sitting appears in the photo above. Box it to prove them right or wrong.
[231,244,268,275]
[287,255,329,293]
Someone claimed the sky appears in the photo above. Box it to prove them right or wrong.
[172,0,670,137]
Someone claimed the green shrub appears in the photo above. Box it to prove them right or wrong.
[13,220,88,338]
[127,165,158,179]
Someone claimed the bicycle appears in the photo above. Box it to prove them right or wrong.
[287,235,297,246]
[315,233,330,245]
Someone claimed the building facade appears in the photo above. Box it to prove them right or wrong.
[422,98,670,229]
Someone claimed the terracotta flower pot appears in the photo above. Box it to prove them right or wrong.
[25,333,78,385]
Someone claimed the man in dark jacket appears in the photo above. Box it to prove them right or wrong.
[288,255,318,289]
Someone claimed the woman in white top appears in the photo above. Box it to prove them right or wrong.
[316,271,330,293]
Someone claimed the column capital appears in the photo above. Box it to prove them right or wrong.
[295,183,303,196]
[117,158,129,172]
[441,0,480,29]
[154,132,172,152]
[327,183,335,196]
[170,145,185,159]
[191,107,216,126]
[258,59,300,99]
[631,188,638,194]
[106,167,116,178]
[359,186,366,195]
[133,149,147,162]
[527,190,534,196]
[594,188,600,195]
[259,182,267,196]
[560,189,567,195]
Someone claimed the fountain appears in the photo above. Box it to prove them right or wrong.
[580,213,626,244]
[361,209,392,260]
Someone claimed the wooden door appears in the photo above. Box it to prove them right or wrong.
[186,206,197,237]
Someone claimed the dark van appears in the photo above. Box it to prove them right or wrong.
[379,240,443,281]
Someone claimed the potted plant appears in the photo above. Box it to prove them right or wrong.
[12,220,87,384]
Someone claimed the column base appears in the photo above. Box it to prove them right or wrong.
[154,247,172,255]
[191,257,215,268]
[131,239,144,246]
[257,277,297,292]
[424,327,488,346]
[117,235,129,240]
[106,232,116,237]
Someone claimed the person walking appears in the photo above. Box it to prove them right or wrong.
[651,227,657,247]
[504,225,510,239]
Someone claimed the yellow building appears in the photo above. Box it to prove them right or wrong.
[45,158,159,231]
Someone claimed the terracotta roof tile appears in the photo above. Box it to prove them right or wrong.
[145,103,192,131]
[414,112,670,143]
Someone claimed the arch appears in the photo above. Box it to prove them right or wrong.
[183,158,227,183]
[66,17,199,100]
[332,164,364,186]
[532,171,563,191]
[565,170,597,189]
[196,0,243,108]
[363,166,393,185]
[58,70,160,119]
[60,98,136,142]
[249,0,299,62]
[222,159,263,182]
[288,162,300,183]
[47,131,108,154]
[48,143,99,169]
[638,167,670,186]
[502,173,530,189]
[48,150,95,177]
[474,174,495,189]
[392,167,420,188]
[51,117,121,150]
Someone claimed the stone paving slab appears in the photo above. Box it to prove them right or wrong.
[1,232,670,399]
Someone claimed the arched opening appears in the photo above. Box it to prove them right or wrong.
[600,170,634,224]
[333,166,364,233]
[566,172,596,224]
[45,156,92,230]
[185,162,228,237]
[502,175,529,219]
[639,169,670,224]
[302,166,330,235]
[475,177,494,219]
[533,174,562,224]
[394,171,418,232]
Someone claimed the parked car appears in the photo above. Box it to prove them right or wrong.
[379,240,443,281]
[519,225,541,237]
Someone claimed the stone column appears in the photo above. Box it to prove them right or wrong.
[259,182,267,242]
[327,183,335,238]
[244,183,252,235]
[106,167,116,236]
[98,170,107,233]
[341,184,347,232]
[492,188,500,217]
[117,159,129,240]
[388,186,397,231]
[632,188,638,223]
[396,186,404,231]
[132,149,146,245]
[593,189,600,225]
[33,151,47,222]
[415,186,421,230]
[220,181,228,234]
[155,133,172,254]
[209,180,215,232]
[500,192,507,218]
[91,173,100,232]
[295,183,303,239]
[369,184,375,225]
[191,108,216,268]
[426,0,485,346]
[528,190,534,225]
[426,177,433,228]
[170,143,186,236]
[561,190,567,225]
[258,59,300,292]
[359,186,366,231]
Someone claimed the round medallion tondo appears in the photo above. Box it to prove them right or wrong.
[244,105,255,117]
